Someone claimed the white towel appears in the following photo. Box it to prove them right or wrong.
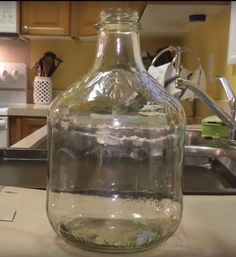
[148,62,207,101]
[148,62,181,98]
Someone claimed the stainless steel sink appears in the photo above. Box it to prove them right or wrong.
[0,129,235,194]
[184,129,236,194]
[0,148,47,190]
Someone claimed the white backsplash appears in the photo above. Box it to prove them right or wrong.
[0,62,27,104]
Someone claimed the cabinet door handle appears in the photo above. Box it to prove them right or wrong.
[22,25,29,33]
[22,25,63,33]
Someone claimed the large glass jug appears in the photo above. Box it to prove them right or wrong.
[47,9,185,253]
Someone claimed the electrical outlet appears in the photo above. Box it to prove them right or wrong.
[0,62,27,88]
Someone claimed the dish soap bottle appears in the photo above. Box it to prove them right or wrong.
[47,8,185,253]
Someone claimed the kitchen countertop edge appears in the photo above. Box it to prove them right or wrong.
[7,104,50,117]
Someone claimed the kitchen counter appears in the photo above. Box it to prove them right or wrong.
[7,104,50,117]
[0,186,235,257]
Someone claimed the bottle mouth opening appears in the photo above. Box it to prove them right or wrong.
[100,8,139,23]
[95,8,140,32]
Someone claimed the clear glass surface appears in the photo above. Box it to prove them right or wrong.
[47,9,186,253]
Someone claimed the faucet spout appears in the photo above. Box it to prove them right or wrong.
[176,78,236,140]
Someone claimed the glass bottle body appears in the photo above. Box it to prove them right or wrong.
[47,9,185,253]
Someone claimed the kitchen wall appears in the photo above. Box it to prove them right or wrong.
[29,37,181,92]
[179,8,232,120]
[0,40,30,64]
[29,39,96,94]
[28,8,233,97]
[180,9,231,100]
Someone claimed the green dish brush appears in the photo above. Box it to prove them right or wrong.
[201,115,230,139]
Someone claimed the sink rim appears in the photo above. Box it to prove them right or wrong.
[185,129,236,160]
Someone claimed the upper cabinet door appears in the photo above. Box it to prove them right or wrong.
[20,1,70,36]
[70,1,147,37]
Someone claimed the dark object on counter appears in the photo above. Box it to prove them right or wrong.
[33,51,63,77]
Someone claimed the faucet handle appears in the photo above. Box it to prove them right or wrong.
[215,76,236,120]
[215,77,235,102]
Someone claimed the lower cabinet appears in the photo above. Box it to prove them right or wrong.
[9,116,47,146]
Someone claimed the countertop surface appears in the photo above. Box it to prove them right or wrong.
[0,186,235,257]
[7,104,50,117]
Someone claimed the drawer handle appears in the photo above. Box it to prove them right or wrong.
[0,119,7,129]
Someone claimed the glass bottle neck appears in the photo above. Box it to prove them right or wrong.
[92,28,145,72]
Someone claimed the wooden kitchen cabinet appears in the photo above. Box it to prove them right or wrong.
[70,1,147,37]
[20,1,146,37]
[9,116,47,146]
[20,1,70,36]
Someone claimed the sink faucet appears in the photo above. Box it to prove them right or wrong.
[216,77,236,122]
[176,77,236,141]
